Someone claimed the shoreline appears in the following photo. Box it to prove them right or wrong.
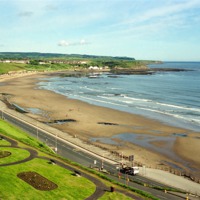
[0,71,200,177]
[38,70,200,133]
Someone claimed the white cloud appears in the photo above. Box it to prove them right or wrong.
[58,39,90,47]
[58,40,70,47]
[94,0,200,44]
[109,0,200,29]
[79,39,90,45]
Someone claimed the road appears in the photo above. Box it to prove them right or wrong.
[0,109,188,200]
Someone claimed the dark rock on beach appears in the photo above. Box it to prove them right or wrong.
[110,67,191,75]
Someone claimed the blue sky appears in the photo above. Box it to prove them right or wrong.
[0,0,200,61]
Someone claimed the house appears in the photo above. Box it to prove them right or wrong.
[3,60,11,63]
[89,66,99,70]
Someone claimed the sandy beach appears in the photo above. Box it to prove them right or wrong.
[0,71,200,177]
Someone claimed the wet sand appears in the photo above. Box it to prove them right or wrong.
[0,71,200,175]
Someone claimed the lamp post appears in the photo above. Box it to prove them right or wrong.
[116,165,121,179]
[55,133,58,153]
[1,109,3,119]
[36,121,38,140]
[124,171,128,185]
[125,172,127,185]
[142,165,146,176]
[121,152,124,168]
[126,173,129,186]
[101,154,104,171]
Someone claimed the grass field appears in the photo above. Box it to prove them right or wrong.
[0,119,51,154]
[0,157,95,200]
[0,138,10,146]
[0,120,97,199]
[0,118,96,199]
[0,147,30,165]
[99,192,133,200]
[0,62,71,75]
[0,63,26,74]
[0,119,38,140]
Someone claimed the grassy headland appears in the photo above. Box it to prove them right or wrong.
[0,52,160,75]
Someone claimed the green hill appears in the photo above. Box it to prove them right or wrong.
[0,52,135,61]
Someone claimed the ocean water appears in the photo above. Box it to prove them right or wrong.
[38,62,200,132]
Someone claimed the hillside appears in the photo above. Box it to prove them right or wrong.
[0,52,135,61]
[0,52,161,76]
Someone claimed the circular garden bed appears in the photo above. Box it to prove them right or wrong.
[0,151,11,158]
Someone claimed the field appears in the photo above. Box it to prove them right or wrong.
[0,63,27,74]
[0,128,95,199]
[0,157,95,199]
[0,62,72,74]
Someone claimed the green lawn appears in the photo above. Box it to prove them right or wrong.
[0,119,34,139]
[0,158,95,200]
[0,120,96,199]
[0,138,10,146]
[0,147,30,165]
[0,62,73,75]
[0,119,51,154]
[0,63,26,74]
[99,192,134,200]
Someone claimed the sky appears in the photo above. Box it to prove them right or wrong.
[0,0,200,61]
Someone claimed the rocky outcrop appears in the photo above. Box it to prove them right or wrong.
[110,67,191,75]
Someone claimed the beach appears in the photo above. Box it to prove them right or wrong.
[0,71,200,177]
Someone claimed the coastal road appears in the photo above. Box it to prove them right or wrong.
[0,109,188,200]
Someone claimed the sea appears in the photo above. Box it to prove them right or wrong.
[38,62,200,132]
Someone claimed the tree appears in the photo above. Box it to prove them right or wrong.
[29,60,39,65]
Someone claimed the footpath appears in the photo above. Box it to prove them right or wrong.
[140,167,200,197]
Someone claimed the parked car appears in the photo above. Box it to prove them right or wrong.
[120,166,139,175]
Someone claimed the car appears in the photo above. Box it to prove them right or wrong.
[120,166,139,175]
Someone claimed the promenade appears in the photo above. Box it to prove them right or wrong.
[140,167,200,196]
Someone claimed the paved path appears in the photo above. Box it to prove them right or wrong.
[140,167,200,196]
[0,134,143,200]
[0,135,38,167]
[0,146,37,167]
